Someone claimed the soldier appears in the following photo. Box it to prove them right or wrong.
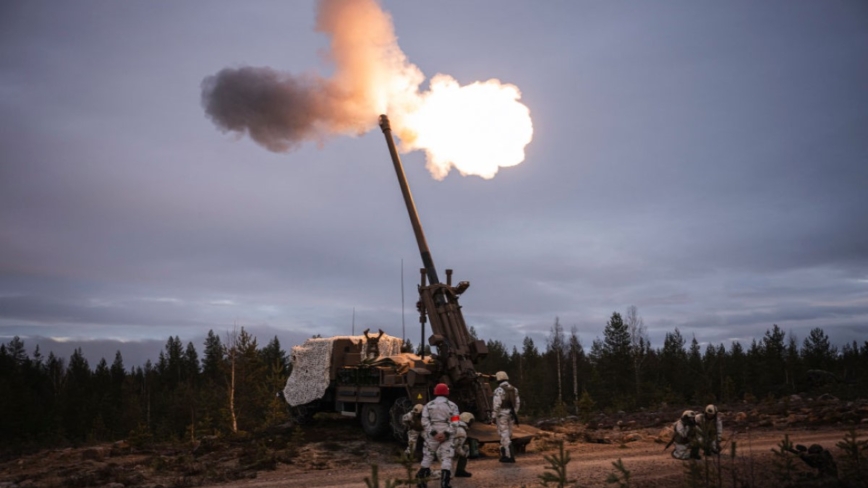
[790,444,838,478]
[491,371,520,463]
[416,383,460,488]
[670,410,701,460]
[695,404,723,456]
[402,403,425,458]
[452,412,475,478]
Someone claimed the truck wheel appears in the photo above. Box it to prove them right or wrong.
[360,403,391,438]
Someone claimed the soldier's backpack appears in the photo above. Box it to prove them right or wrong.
[501,385,517,409]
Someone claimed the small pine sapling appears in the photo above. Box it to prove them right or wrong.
[836,428,868,485]
[577,390,596,423]
[363,464,404,488]
[605,458,632,487]
[728,441,738,488]
[770,434,797,483]
[538,440,577,487]
[682,459,703,488]
[395,451,420,487]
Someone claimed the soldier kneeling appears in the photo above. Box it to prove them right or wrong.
[670,410,701,460]
[402,403,425,459]
[452,412,475,478]
[695,404,723,456]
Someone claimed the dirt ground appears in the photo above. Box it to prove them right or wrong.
[2,397,866,488]
[223,426,855,488]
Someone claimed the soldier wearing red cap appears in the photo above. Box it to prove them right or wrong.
[416,383,460,488]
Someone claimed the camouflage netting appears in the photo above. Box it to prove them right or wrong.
[282,334,405,407]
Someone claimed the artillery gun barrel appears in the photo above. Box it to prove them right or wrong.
[378,115,440,287]
[378,114,494,421]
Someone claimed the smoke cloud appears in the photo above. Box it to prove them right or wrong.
[201,0,533,179]
[201,0,422,152]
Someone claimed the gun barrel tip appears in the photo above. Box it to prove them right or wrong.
[378,114,390,130]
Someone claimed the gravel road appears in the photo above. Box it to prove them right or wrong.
[211,428,853,488]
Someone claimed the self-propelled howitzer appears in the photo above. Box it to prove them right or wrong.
[280,116,537,451]
[378,114,493,421]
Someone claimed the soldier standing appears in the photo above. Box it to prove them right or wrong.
[416,383,460,488]
[670,410,701,460]
[695,404,723,456]
[402,403,425,457]
[452,412,475,478]
[491,371,520,463]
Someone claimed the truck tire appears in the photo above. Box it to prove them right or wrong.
[360,402,391,438]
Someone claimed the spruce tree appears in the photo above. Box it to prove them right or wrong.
[599,312,634,405]
[802,327,836,371]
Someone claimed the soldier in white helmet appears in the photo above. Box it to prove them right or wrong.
[416,383,460,488]
[402,403,425,458]
[491,371,520,463]
[452,412,475,478]
[695,404,723,456]
[669,410,701,460]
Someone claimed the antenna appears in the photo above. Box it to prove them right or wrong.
[352,307,355,336]
[401,258,405,342]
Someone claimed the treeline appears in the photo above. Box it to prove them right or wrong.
[2,311,867,451]
[0,328,289,452]
[474,308,868,416]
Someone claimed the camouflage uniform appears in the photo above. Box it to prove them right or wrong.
[421,396,460,472]
[671,415,699,460]
[452,418,469,459]
[694,412,723,455]
[793,444,838,478]
[492,380,520,459]
[452,414,472,477]
[402,409,425,456]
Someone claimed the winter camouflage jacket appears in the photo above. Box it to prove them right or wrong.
[493,381,520,414]
[694,413,723,441]
[422,396,459,437]
[402,410,423,432]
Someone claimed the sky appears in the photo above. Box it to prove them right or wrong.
[1,1,867,369]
